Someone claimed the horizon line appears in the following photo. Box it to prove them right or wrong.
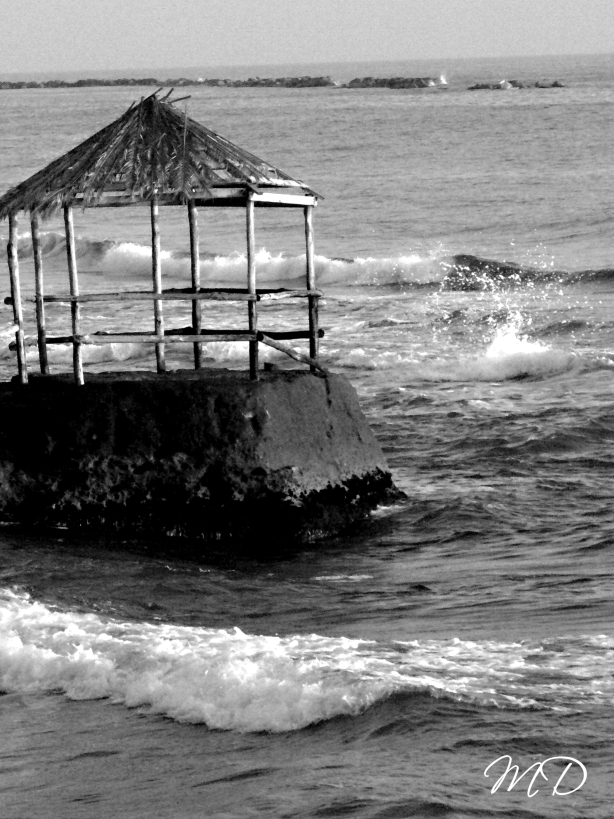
[2,50,613,81]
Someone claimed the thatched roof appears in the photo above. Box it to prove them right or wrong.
[0,91,316,219]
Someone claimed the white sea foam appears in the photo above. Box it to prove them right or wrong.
[96,245,445,288]
[313,574,374,582]
[336,324,576,381]
[0,323,24,363]
[13,231,447,288]
[25,342,151,366]
[0,303,580,379]
[17,336,285,369]
[1,590,612,733]
[431,325,576,382]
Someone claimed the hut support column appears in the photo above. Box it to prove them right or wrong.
[7,213,28,384]
[63,206,84,385]
[31,212,49,375]
[246,195,258,380]
[188,200,202,369]
[151,195,165,372]
[304,205,319,368]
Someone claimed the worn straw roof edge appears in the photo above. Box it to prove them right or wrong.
[0,94,316,220]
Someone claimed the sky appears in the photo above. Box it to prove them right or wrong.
[3,0,614,76]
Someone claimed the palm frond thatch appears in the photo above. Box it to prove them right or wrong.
[0,93,315,219]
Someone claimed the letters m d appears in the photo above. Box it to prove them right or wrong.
[484,755,587,797]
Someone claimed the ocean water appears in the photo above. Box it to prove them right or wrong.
[1,53,614,817]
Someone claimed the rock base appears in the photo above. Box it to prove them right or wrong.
[0,370,401,551]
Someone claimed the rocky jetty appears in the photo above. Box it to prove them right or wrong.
[347,76,442,88]
[0,74,447,91]
[468,79,564,90]
[0,75,339,90]
[225,75,337,87]
[0,74,566,93]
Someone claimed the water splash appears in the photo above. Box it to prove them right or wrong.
[336,319,576,381]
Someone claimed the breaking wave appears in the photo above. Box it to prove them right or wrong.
[8,231,433,287]
[0,310,600,381]
[0,589,612,733]
[335,322,583,381]
[10,232,613,290]
[14,231,116,264]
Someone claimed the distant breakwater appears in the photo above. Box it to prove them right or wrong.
[0,76,341,90]
[468,79,564,90]
[1,75,438,90]
[0,75,564,91]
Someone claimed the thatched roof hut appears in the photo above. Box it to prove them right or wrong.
[2,91,321,384]
[0,90,316,217]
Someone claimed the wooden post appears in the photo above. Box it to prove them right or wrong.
[7,213,28,384]
[188,199,202,369]
[31,211,49,375]
[246,194,258,380]
[151,195,165,372]
[63,205,84,385]
[258,333,329,374]
[304,205,319,368]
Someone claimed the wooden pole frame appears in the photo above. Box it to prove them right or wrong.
[304,205,319,369]
[7,213,28,384]
[63,205,84,385]
[30,211,49,375]
[188,199,202,368]
[151,195,166,372]
[5,196,319,383]
[246,194,258,380]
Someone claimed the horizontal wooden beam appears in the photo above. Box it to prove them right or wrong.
[161,287,323,297]
[164,326,325,340]
[79,333,257,344]
[70,187,317,209]
[258,289,322,301]
[165,326,325,340]
[11,326,324,349]
[249,192,317,207]
[33,332,257,346]
[40,291,257,303]
[257,328,325,340]
[4,289,322,306]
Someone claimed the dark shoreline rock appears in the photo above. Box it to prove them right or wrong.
[0,370,402,553]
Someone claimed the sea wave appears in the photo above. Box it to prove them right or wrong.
[1,589,612,733]
[14,230,116,263]
[7,231,614,290]
[335,323,580,381]
[17,340,284,368]
[441,254,614,291]
[0,314,591,379]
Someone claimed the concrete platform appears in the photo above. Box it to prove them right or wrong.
[0,369,401,550]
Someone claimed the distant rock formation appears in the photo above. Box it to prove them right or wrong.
[234,75,338,87]
[0,75,448,91]
[468,79,565,90]
[0,75,339,90]
[0,74,565,93]
[347,76,443,89]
